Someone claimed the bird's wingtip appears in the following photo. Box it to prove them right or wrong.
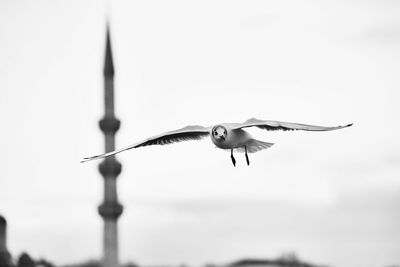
[80,156,96,163]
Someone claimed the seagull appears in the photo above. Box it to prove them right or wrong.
[81,118,352,166]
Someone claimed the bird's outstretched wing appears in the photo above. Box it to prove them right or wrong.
[231,118,353,132]
[81,125,210,163]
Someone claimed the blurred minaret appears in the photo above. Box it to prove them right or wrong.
[0,215,12,267]
[98,25,123,267]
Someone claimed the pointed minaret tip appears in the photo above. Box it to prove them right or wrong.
[104,24,114,77]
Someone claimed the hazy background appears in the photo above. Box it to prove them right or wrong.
[1,1,399,267]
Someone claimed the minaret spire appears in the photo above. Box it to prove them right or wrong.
[104,25,114,77]
[98,24,123,267]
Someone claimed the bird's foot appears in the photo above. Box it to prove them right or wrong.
[231,155,236,167]
[230,149,236,167]
[245,146,250,166]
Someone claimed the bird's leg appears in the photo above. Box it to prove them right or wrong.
[230,149,236,167]
[245,146,250,166]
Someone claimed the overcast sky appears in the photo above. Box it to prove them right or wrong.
[0,1,400,267]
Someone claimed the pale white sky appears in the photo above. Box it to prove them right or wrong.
[0,1,399,267]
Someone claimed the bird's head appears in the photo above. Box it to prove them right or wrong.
[212,125,227,142]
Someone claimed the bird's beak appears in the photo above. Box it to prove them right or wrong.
[220,136,225,141]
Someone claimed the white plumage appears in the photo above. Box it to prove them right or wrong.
[81,118,352,166]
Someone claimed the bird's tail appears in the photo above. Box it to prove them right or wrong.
[233,139,274,153]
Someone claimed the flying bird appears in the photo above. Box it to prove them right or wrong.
[81,118,352,166]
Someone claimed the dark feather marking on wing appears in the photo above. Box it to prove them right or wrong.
[134,131,209,148]
[254,125,297,131]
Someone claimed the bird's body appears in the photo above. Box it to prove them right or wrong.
[211,126,249,150]
[210,125,273,152]
[82,118,352,166]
